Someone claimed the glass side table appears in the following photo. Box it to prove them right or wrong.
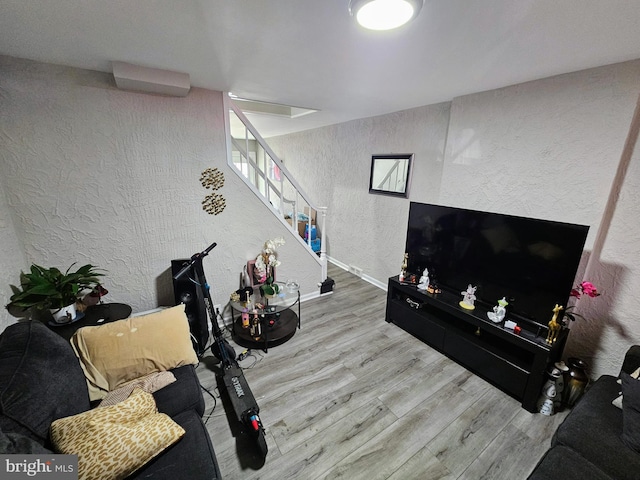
[229,282,301,352]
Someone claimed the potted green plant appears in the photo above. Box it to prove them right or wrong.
[6,263,104,323]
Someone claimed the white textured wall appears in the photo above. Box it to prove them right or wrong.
[570,96,640,376]
[441,61,640,377]
[441,63,638,239]
[269,59,640,379]
[0,175,27,330]
[269,103,452,285]
[0,56,320,330]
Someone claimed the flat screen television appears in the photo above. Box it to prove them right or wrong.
[405,202,589,327]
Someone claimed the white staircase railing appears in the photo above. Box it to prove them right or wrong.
[223,94,328,284]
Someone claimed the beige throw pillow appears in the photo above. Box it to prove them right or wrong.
[71,305,198,401]
[50,388,185,480]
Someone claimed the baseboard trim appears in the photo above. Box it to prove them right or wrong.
[327,256,387,292]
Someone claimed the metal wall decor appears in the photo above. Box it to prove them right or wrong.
[202,193,226,215]
[200,167,226,215]
[200,168,225,190]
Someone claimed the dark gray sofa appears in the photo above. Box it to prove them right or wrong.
[528,346,640,480]
[0,320,222,479]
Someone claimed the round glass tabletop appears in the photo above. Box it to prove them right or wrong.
[230,282,300,314]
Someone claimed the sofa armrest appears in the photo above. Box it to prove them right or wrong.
[0,321,90,446]
[620,346,640,376]
[552,375,640,480]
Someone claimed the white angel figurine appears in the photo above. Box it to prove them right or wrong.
[487,297,508,323]
[417,268,429,291]
[459,284,477,310]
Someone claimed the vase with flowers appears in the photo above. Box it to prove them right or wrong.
[546,281,600,344]
[254,237,285,297]
[561,281,601,325]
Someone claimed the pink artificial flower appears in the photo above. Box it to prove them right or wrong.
[580,281,599,298]
[563,281,601,323]
[570,281,600,299]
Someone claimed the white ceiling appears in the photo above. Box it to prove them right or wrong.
[2,0,640,138]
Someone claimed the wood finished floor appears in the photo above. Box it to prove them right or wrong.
[196,264,567,480]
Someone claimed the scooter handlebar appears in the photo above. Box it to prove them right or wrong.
[172,242,217,280]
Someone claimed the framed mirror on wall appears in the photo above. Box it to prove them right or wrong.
[368,154,413,198]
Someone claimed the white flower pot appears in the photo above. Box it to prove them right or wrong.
[50,303,77,324]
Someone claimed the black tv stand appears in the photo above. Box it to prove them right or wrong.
[385,276,568,412]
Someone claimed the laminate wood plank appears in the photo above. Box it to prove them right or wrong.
[457,423,546,480]
[319,381,479,480]
[425,387,521,477]
[338,333,416,374]
[257,365,356,420]
[269,355,426,454]
[509,404,569,443]
[387,447,455,480]
[197,263,565,480]
[247,398,397,480]
[378,356,475,418]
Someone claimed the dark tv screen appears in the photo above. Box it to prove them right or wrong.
[405,202,589,326]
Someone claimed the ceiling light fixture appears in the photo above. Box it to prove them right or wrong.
[349,0,423,30]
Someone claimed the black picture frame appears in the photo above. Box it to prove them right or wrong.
[368,154,413,198]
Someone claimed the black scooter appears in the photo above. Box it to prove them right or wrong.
[173,242,268,458]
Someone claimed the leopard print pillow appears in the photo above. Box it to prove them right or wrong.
[50,388,185,480]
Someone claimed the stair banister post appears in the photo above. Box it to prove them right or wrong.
[278,163,285,215]
[292,196,299,236]
[318,206,328,281]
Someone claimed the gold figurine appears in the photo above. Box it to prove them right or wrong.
[546,304,563,344]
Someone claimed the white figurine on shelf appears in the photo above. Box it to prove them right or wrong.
[399,253,408,282]
[459,284,477,310]
[537,370,560,416]
[417,268,430,291]
[487,297,508,323]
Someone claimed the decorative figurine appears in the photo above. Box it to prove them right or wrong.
[399,253,408,282]
[427,268,440,294]
[459,284,477,310]
[417,268,430,291]
[487,297,508,323]
[546,304,563,344]
[551,362,568,410]
[537,370,559,416]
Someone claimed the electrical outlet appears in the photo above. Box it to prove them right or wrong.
[349,265,363,277]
